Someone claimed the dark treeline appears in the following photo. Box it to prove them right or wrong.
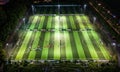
[4,60,119,72]
[101,0,120,13]
[0,0,32,66]
[0,0,32,44]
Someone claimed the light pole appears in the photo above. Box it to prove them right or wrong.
[6,43,9,57]
[6,43,9,48]
[23,18,25,24]
[93,16,96,24]
[111,42,116,48]
[23,18,26,29]
[57,0,60,27]
[31,5,35,14]
[84,4,87,12]
[58,4,60,15]
[58,0,60,15]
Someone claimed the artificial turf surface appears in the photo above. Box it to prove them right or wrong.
[11,14,111,61]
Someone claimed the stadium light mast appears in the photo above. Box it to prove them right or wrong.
[58,4,60,15]
[6,43,9,56]
[58,0,60,15]
[93,16,96,24]
[57,0,60,27]
[6,43,9,48]
[23,18,25,24]
[31,5,35,14]
[84,4,87,12]
[23,18,26,29]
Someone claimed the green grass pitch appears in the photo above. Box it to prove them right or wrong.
[11,14,111,61]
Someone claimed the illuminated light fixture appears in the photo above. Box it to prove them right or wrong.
[93,17,96,21]
[112,15,116,18]
[23,18,25,21]
[107,10,110,13]
[84,4,87,10]
[58,4,60,7]
[98,3,101,6]
[6,43,9,46]
[31,5,35,14]
[84,4,87,8]
[23,18,25,24]
[112,43,116,46]
[58,4,60,14]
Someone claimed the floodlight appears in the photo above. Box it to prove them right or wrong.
[112,43,116,46]
[84,4,87,8]
[93,17,96,21]
[107,10,110,13]
[84,4,87,11]
[6,43,9,46]
[58,4,60,7]
[32,5,34,8]
[23,18,25,21]
[98,3,101,6]
[31,5,35,14]
[58,4,60,14]
[112,15,116,18]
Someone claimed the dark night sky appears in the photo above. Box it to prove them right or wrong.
[1,0,120,17]
[102,0,120,17]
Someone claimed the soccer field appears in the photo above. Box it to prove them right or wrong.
[11,14,111,61]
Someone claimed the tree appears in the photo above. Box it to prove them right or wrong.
[0,42,7,66]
